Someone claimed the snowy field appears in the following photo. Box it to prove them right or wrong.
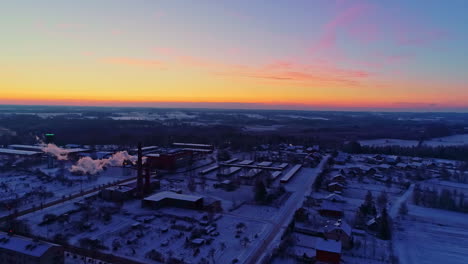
[111,111,197,121]
[422,134,468,147]
[394,205,468,264]
[359,139,419,147]
[359,134,468,148]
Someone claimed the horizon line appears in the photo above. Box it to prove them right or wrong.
[1,102,468,114]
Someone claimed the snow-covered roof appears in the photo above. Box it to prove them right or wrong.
[173,143,212,148]
[379,164,392,169]
[182,148,212,152]
[0,233,59,257]
[324,219,352,237]
[331,174,345,180]
[325,193,344,202]
[9,144,44,150]
[65,148,90,153]
[257,161,273,167]
[328,182,344,187]
[316,238,342,253]
[0,148,41,156]
[105,185,134,192]
[320,201,343,212]
[238,160,254,165]
[144,191,203,203]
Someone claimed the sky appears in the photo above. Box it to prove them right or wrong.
[1,0,468,111]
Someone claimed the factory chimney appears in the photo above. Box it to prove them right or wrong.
[144,165,151,194]
[137,142,143,197]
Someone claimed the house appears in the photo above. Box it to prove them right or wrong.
[340,168,357,178]
[315,238,341,264]
[377,164,392,171]
[396,163,410,170]
[330,174,346,183]
[324,193,345,203]
[323,219,352,249]
[410,162,424,169]
[359,165,376,175]
[422,160,437,168]
[327,182,344,193]
[334,156,348,165]
[0,232,64,264]
[319,201,344,218]
[366,215,383,231]
[384,155,400,165]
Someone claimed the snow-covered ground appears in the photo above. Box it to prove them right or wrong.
[422,134,468,147]
[393,205,468,264]
[359,134,468,148]
[0,165,135,217]
[359,139,419,147]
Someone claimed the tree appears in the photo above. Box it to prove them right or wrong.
[220,242,226,251]
[187,174,196,192]
[344,141,362,153]
[240,236,250,248]
[459,192,465,209]
[398,202,408,217]
[377,191,388,209]
[365,191,374,206]
[413,184,421,205]
[378,208,391,240]
[254,180,267,203]
[208,248,216,264]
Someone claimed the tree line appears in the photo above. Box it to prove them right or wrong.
[413,184,467,213]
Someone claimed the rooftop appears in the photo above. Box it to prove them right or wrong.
[144,191,203,203]
[316,238,342,253]
[9,144,44,150]
[0,148,42,156]
[0,233,60,257]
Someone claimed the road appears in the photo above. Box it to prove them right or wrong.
[390,183,414,218]
[245,155,330,264]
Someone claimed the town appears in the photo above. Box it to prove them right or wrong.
[0,118,467,264]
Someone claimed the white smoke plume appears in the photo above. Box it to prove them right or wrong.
[42,144,69,160]
[70,151,139,175]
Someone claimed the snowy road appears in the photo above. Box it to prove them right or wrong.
[245,155,330,264]
[389,183,414,218]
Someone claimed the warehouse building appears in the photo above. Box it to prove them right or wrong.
[0,232,64,264]
[142,191,204,210]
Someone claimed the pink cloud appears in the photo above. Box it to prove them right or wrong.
[310,3,372,54]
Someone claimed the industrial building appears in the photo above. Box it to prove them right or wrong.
[145,149,192,170]
[0,148,42,158]
[172,142,213,150]
[100,185,134,202]
[142,191,204,210]
[0,233,64,264]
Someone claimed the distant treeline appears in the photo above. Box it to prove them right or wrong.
[345,142,468,162]
[413,184,467,213]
